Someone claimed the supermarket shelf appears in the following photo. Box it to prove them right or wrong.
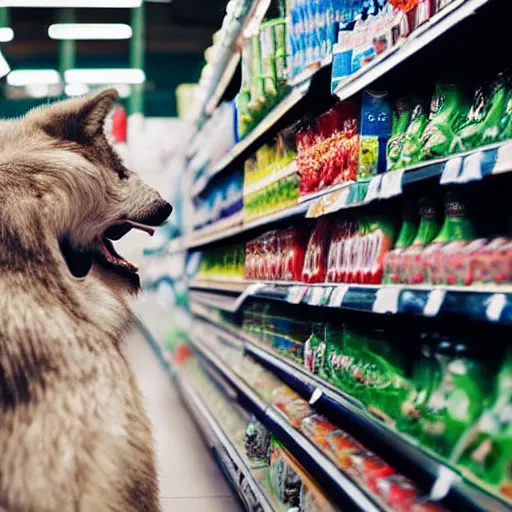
[189,314,511,512]
[191,79,311,197]
[186,140,512,249]
[190,0,273,128]
[187,200,310,249]
[334,0,492,101]
[243,160,298,197]
[191,0,493,197]
[188,333,384,512]
[175,371,276,512]
[189,280,512,324]
[204,51,241,117]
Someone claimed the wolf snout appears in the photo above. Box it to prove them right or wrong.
[141,200,173,226]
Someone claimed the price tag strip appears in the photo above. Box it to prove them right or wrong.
[287,285,308,305]
[379,170,404,199]
[423,289,446,317]
[373,286,402,314]
[329,285,349,307]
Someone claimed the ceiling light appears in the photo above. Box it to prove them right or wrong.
[65,68,145,85]
[7,69,60,87]
[0,51,10,79]
[0,27,13,43]
[48,23,132,41]
[65,83,90,97]
[3,0,141,7]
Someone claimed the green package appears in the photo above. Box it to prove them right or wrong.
[397,99,428,168]
[260,21,278,106]
[387,97,412,170]
[455,348,512,504]
[421,82,470,159]
[405,336,496,458]
[323,324,413,423]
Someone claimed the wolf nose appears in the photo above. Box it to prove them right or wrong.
[142,201,173,226]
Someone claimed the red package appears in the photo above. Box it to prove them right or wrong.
[327,221,349,283]
[472,238,512,285]
[347,452,396,492]
[302,218,333,283]
[297,102,360,197]
[375,474,419,512]
[323,431,363,470]
[300,415,339,450]
[277,227,309,281]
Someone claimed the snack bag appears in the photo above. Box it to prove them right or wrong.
[269,440,302,507]
[397,99,429,167]
[302,218,333,283]
[456,348,512,505]
[421,82,470,159]
[387,97,412,170]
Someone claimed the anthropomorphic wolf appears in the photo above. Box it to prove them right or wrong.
[0,89,172,511]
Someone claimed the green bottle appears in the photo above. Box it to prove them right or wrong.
[421,82,470,159]
[383,203,419,284]
[401,198,442,285]
[455,347,512,504]
[422,192,475,284]
[387,97,412,170]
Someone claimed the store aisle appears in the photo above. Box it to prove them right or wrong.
[124,328,242,512]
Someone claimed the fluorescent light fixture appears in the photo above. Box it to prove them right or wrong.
[65,83,90,97]
[3,1,141,6]
[48,23,132,41]
[65,68,145,85]
[0,27,14,43]
[0,51,10,79]
[7,69,60,87]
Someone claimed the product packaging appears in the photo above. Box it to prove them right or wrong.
[358,90,393,178]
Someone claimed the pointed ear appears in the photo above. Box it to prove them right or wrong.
[34,88,119,142]
[79,88,119,138]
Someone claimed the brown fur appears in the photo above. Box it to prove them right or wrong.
[0,90,170,511]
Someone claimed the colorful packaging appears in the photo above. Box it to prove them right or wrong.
[302,218,334,283]
[421,82,470,159]
[358,90,392,178]
[456,347,512,505]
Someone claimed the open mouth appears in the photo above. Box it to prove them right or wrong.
[61,202,173,283]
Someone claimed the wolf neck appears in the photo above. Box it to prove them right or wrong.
[0,222,132,346]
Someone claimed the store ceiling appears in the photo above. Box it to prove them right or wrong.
[5,1,227,56]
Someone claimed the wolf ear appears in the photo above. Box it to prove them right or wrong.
[37,88,119,142]
[78,88,120,138]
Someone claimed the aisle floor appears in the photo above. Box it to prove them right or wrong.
[124,328,242,512]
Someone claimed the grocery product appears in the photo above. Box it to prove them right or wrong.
[296,101,360,196]
[302,218,333,283]
[236,17,289,139]
[325,215,397,285]
[194,171,244,229]
[245,420,271,466]
[394,197,442,285]
[196,245,245,281]
[383,203,419,284]
[245,226,309,281]
[387,97,412,170]
[421,82,470,160]
[456,347,512,505]
[358,90,393,179]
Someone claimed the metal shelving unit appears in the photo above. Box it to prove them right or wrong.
[189,280,512,324]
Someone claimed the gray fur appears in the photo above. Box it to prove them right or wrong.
[0,90,168,511]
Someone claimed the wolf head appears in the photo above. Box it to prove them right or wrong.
[0,88,172,292]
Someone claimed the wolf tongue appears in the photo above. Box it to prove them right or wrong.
[125,220,155,236]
